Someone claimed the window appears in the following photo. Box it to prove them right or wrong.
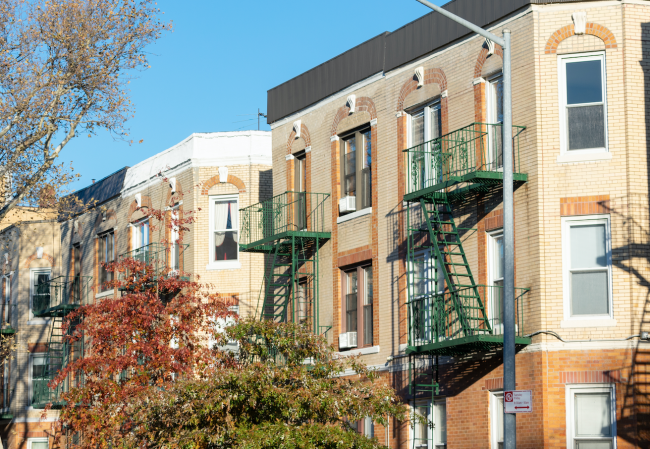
[487,74,504,170]
[294,152,307,230]
[30,269,51,318]
[363,267,373,346]
[98,231,114,292]
[413,400,447,448]
[72,244,82,303]
[410,249,444,344]
[27,439,48,449]
[30,353,49,408]
[132,218,150,250]
[170,207,181,272]
[490,392,504,449]
[488,230,504,331]
[1,276,10,325]
[566,384,616,449]
[210,195,239,266]
[339,127,372,211]
[563,216,612,320]
[409,101,443,191]
[342,265,374,348]
[559,52,608,153]
[363,416,374,439]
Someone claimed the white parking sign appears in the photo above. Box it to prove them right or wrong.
[504,390,532,413]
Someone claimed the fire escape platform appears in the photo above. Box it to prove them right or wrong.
[406,335,532,357]
[239,231,331,254]
[403,171,528,204]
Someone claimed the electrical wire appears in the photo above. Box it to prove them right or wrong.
[523,330,648,343]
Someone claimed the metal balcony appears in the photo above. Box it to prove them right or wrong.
[403,123,527,204]
[33,276,93,318]
[407,285,531,356]
[239,191,330,253]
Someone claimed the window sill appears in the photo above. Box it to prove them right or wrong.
[206,261,241,271]
[556,151,612,164]
[336,345,380,356]
[95,290,114,299]
[27,319,50,325]
[560,318,617,328]
[337,207,372,224]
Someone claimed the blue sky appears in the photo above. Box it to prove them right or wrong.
[64,0,443,190]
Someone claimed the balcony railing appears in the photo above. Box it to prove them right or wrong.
[119,242,189,277]
[33,276,93,318]
[240,191,330,248]
[403,123,526,196]
[407,285,529,355]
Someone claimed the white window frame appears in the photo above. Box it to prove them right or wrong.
[169,206,180,275]
[407,99,443,193]
[26,438,49,449]
[562,215,613,323]
[410,399,447,449]
[558,51,608,155]
[486,72,504,171]
[131,217,150,251]
[29,268,51,322]
[565,383,616,449]
[28,353,47,410]
[207,194,241,270]
[490,391,504,449]
[487,229,504,333]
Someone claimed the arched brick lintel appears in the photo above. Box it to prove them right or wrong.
[545,23,617,54]
[286,124,312,154]
[474,46,504,79]
[200,174,246,195]
[23,252,55,268]
[127,195,153,223]
[330,97,377,136]
[396,68,448,112]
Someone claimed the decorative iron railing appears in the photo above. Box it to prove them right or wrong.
[403,123,526,195]
[119,242,189,276]
[240,191,330,247]
[33,276,93,318]
[407,285,529,348]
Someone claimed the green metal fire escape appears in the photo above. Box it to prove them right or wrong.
[239,192,330,335]
[32,276,92,409]
[404,123,531,431]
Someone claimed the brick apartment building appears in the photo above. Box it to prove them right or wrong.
[254,0,650,447]
[0,131,272,449]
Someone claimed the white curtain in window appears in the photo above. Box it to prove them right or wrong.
[230,201,239,243]
[214,201,229,247]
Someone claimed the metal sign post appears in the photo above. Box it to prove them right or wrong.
[413,1,516,447]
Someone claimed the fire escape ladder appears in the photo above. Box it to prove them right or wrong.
[419,197,491,336]
[261,242,293,322]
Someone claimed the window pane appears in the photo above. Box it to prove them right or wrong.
[575,442,612,449]
[491,77,504,124]
[492,235,504,281]
[344,137,356,197]
[34,274,50,314]
[571,271,609,316]
[214,231,238,261]
[214,201,238,231]
[566,60,602,105]
[31,442,49,449]
[495,397,504,441]
[575,393,612,437]
[364,267,373,306]
[412,112,425,146]
[568,105,605,150]
[415,405,429,444]
[430,105,442,140]
[571,224,607,269]
[435,402,447,444]
[361,130,372,209]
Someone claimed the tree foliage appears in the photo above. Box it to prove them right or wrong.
[0,0,169,221]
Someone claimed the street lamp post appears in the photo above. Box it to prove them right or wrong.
[413,1,516,447]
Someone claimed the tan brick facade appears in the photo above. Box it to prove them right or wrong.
[269,2,650,446]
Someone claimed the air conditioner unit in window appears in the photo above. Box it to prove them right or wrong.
[339,331,358,349]
[339,196,356,214]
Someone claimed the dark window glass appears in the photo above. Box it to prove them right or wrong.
[568,105,605,150]
[346,271,358,332]
[566,60,602,105]
[99,232,114,291]
[361,129,372,209]
[33,273,50,315]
